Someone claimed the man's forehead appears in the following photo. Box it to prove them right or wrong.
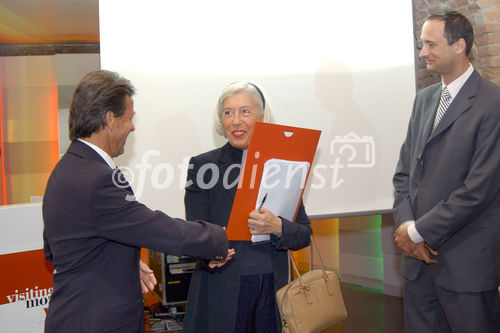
[421,20,445,39]
[423,19,445,31]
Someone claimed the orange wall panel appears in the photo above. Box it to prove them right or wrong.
[0,56,59,204]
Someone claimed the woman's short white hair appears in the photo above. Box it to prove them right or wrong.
[213,81,275,137]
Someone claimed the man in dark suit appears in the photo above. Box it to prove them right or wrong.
[393,10,499,333]
[42,70,229,332]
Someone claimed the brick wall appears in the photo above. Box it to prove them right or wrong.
[412,0,500,89]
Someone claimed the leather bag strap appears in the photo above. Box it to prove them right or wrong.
[287,235,329,282]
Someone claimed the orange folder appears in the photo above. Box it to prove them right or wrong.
[226,122,321,241]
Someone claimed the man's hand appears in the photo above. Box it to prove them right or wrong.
[394,223,417,253]
[140,260,157,294]
[207,226,236,269]
[394,224,438,264]
[208,248,236,269]
[404,243,438,264]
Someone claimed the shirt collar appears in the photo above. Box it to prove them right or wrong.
[77,138,116,169]
[442,63,474,100]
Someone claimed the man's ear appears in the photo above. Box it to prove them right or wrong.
[104,111,115,129]
[455,38,466,55]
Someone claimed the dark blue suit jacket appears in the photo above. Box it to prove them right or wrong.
[43,140,228,332]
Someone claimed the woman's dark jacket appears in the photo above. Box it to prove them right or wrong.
[182,142,312,332]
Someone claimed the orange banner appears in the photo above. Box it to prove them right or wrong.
[0,249,53,306]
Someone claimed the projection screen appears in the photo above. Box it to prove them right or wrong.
[99,0,416,218]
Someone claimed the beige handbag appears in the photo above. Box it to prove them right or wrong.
[276,236,347,333]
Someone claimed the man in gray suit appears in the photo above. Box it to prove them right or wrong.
[43,70,229,332]
[393,9,499,333]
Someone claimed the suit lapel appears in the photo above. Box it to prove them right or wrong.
[422,87,441,145]
[415,85,441,159]
[426,71,479,143]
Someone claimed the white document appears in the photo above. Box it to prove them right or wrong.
[252,159,310,243]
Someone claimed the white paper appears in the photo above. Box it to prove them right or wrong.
[252,159,310,243]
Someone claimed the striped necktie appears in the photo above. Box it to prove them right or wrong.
[433,86,451,129]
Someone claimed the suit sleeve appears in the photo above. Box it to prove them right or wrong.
[393,98,417,226]
[417,100,500,248]
[271,200,312,251]
[90,170,228,261]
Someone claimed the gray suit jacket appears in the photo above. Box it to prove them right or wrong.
[43,140,228,332]
[393,70,500,292]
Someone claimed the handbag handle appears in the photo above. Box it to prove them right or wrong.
[287,235,330,284]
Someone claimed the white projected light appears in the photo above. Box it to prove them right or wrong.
[100,0,416,218]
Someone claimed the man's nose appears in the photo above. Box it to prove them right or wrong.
[419,45,428,58]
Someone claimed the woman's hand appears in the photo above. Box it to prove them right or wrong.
[248,207,282,237]
[139,260,157,294]
[208,248,236,269]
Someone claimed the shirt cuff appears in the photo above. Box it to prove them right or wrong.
[403,220,424,243]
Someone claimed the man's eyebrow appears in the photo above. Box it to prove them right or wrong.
[420,38,436,44]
